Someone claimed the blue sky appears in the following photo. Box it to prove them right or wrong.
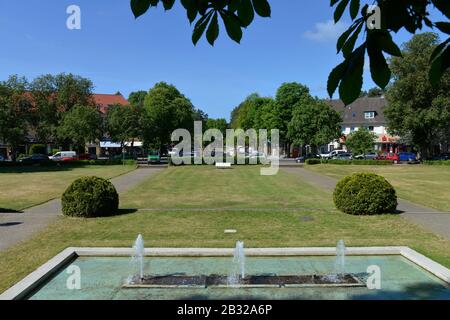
[0,0,445,119]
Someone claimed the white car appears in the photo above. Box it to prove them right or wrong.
[321,150,347,159]
[49,151,77,161]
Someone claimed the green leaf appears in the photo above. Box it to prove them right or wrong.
[238,0,255,27]
[330,0,340,6]
[180,0,198,23]
[206,12,220,45]
[378,32,402,57]
[341,22,364,58]
[337,20,362,53]
[252,0,271,17]
[220,11,243,43]
[339,45,365,105]
[228,0,240,12]
[131,0,154,18]
[192,10,214,45]
[334,0,350,23]
[349,0,360,20]
[327,60,348,98]
[367,39,391,88]
[429,39,450,87]
[162,0,175,10]
[435,22,450,35]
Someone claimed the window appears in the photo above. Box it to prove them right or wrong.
[365,111,375,119]
[366,126,374,131]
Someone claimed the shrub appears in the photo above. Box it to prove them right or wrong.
[305,158,322,165]
[62,176,119,217]
[333,173,398,215]
[29,144,47,155]
[423,160,450,166]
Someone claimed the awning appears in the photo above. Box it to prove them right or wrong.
[100,141,143,148]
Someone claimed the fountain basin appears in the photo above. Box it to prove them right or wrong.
[124,274,365,289]
[1,247,449,300]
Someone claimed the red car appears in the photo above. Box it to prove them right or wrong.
[376,152,399,162]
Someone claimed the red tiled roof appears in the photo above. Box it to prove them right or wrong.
[93,94,129,113]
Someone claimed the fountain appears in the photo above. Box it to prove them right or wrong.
[123,237,361,289]
[228,241,246,286]
[335,239,346,277]
[127,234,145,284]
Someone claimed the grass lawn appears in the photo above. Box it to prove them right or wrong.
[305,164,450,212]
[0,165,136,211]
[0,166,449,294]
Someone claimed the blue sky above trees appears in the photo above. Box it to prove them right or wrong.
[0,0,445,119]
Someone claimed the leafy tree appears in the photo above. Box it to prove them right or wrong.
[58,105,103,151]
[106,104,143,149]
[384,32,450,158]
[128,90,148,108]
[345,128,377,155]
[288,96,342,152]
[143,82,195,149]
[0,76,32,161]
[231,93,260,130]
[130,0,450,105]
[206,118,228,136]
[29,73,94,144]
[367,87,385,97]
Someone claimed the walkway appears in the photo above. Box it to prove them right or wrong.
[0,167,164,252]
[281,166,450,240]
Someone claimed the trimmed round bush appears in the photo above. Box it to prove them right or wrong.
[62,176,119,217]
[333,173,397,215]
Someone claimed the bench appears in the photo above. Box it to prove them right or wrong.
[215,162,232,169]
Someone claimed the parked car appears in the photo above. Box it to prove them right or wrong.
[295,154,321,163]
[376,152,399,162]
[398,152,418,163]
[19,154,50,165]
[248,152,267,163]
[147,150,161,164]
[49,151,76,162]
[354,153,377,160]
[321,150,347,159]
[333,153,353,160]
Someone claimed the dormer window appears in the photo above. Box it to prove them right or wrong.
[364,111,375,119]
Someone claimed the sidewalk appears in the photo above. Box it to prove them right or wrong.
[0,168,164,252]
[281,167,450,240]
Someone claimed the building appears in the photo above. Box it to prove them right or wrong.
[323,96,401,154]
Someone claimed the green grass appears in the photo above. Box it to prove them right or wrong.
[305,164,450,212]
[0,165,136,211]
[1,165,449,294]
[120,166,335,210]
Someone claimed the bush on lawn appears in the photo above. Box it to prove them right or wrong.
[305,159,322,165]
[62,176,119,217]
[29,144,47,155]
[333,173,398,215]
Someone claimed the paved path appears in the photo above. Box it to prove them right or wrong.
[0,167,164,252]
[281,166,450,240]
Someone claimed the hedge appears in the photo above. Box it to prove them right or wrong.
[62,176,119,218]
[0,159,137,167]
[29,144,47,155]
[333,173,398,215]
[305,159,393,166]
[423,160,450,166]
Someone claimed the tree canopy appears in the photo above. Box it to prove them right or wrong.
[106,104,143,147]
[384,32,450,157]
[130,0,450,105]
[345,128,377,155]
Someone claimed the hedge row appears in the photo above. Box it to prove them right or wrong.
[305,159,393,166]
[423,160,450,166]
[0,159,137,167]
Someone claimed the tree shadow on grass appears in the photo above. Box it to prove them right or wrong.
[115,208,139,216]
